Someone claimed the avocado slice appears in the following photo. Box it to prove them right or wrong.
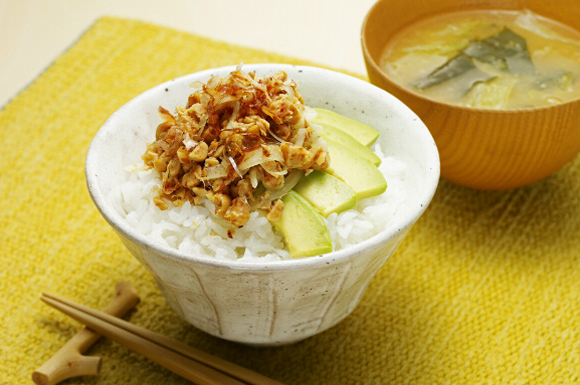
[271,190,333,258]
[319,124,381,166]
[293,170,357,217]
[311,108,380,146]
[324,137,387,199]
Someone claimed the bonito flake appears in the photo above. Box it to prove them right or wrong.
[142,66,330,228]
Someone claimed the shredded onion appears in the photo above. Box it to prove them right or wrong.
[269,170,304,200]
[237,148,264,171]
[303,105,317,121]
[293,128,307,147]
[229,156,244,179]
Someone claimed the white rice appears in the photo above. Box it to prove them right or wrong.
[110,143,409,261]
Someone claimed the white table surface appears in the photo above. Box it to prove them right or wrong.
[0,0,378,108]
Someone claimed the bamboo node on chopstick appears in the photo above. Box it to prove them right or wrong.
[32,282,140,385]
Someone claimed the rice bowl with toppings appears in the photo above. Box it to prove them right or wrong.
[108,65,409,261]
[86,63,439,344]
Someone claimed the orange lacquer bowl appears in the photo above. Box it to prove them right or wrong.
[362,0,580,190]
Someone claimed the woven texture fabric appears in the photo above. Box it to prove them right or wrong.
[2,17,579,385]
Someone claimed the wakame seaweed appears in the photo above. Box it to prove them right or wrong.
[463,27,534,74]
[535,70,574,90]
[413,54,475,89]
[413,54,494,90]
[414,27,535,90]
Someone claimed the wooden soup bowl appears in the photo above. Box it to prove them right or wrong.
[362,0,580,190]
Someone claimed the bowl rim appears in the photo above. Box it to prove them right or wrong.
[360,1,580,113]
[86,63,440,272]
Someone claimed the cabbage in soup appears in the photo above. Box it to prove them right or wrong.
[380,10,580,109]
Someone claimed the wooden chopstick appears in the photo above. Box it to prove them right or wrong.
[41,293,284,385]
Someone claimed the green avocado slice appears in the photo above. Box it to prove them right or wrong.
[293,170,357,217]
[271,190,333,258]
[323,137,387,199]
[311,108,380,146]
[319,124,381,166]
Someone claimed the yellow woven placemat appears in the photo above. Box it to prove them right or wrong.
[2,16,579,385]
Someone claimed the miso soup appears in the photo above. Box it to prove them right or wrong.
[380,10,580,109]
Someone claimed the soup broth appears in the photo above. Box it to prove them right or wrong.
[380,10,580,109]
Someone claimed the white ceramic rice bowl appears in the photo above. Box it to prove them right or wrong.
[86,64,440,345]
